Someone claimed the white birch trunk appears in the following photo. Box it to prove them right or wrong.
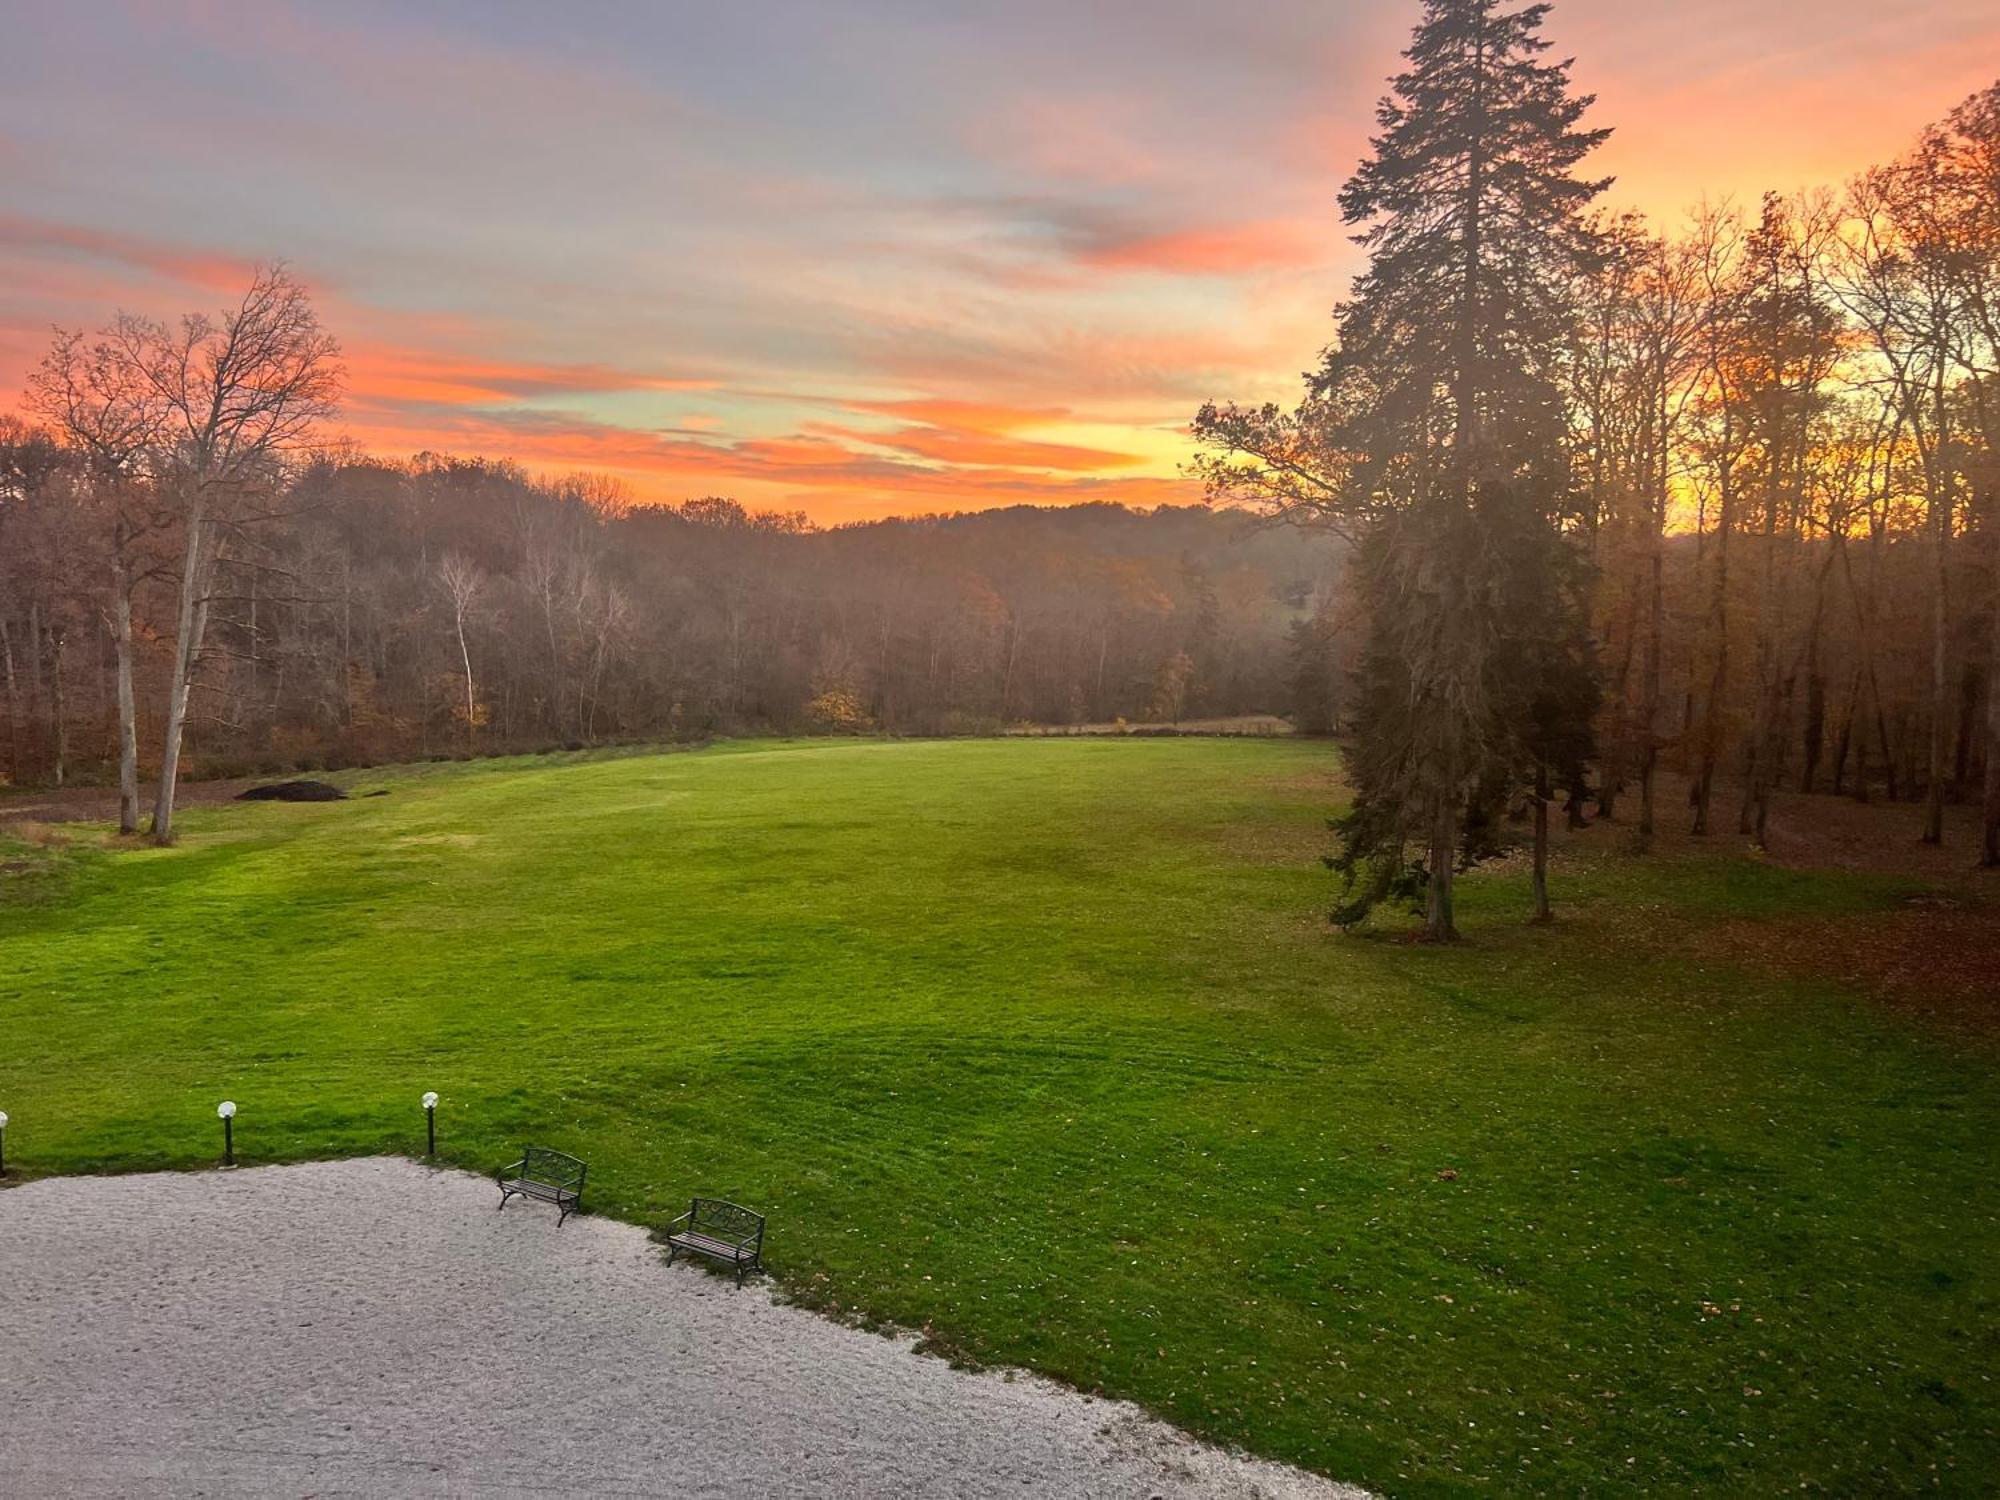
[151,501,209,844]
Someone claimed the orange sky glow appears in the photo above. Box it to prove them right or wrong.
[3,1,1996,523]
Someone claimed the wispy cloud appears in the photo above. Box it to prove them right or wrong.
[1075,219,1330,276]
[343,345,716,408]
[0,213,260,293]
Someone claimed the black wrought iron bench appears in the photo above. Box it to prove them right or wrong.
[496,1145,587,1225]
[665,1197,765,1281]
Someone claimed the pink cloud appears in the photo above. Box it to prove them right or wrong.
[1077,218,1330,276]
[0,213,261,293]
[342,343,715,407]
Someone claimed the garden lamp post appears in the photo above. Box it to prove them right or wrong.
[0,1109,8,1177]
[422,1091,438,1157]
[218,1100,236,1166]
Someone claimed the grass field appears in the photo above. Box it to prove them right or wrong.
[2,738,1994,1496]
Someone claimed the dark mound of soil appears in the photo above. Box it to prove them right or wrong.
[236,780,348,803]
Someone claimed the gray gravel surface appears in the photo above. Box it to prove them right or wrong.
[1,1157,1369,1498]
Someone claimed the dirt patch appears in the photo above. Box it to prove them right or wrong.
[1756,789,1994,879]
[1585,770,1997,881]
[1550,776,2000,1028]
[1703,902,2000,1032]
[236,779,346,802]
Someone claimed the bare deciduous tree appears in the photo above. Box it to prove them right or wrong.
[90,268,341,842]
[437,552,486,744]
[24,332,165,831]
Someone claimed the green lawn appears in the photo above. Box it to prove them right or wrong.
[2,738,1993,1495]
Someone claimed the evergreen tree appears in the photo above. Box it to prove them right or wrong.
[1314,0,1610,938]
[1328,0,1608,940]
[1336,0,1611,484]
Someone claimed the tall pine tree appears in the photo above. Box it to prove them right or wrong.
[1337,0,1610,484]
[1339,0,1608,940]
[1201,0,1610,940]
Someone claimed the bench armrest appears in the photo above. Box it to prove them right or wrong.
[664,1211,691,1233]
[497,1160,525,1180]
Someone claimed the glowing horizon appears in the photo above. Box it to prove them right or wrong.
[4,0,1995,523]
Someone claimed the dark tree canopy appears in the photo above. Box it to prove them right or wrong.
[1333,0,1612,493]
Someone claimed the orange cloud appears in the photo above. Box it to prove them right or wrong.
[1077,218,1329,276]
[0,213,261,293]
[813,399,1143,471]
[342,342,715,408]
[820,423,1144,471]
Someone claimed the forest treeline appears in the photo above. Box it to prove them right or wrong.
[1197,2,2000,929]
[0,427,1339,793]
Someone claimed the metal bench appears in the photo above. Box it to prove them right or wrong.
[665,1197,765,1281]
[496,1145,587,1225]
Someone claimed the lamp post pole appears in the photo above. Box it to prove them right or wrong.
[0,1110,9,1177]
[218,1101,236,1166]
[422,1092,438,1157]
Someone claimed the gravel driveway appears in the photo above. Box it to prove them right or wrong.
[1,1157,1367,1498]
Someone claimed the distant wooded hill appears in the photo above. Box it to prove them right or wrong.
[0,441,1345,783]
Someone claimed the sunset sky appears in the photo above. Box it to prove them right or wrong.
[5,0,1996,523]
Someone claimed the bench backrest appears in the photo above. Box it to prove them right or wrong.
[521,1145,587,1192]
[689,1197,764,1247]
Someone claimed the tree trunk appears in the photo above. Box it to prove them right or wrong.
[1798,547,1837,795]
[1832,668,1859,797]
[1637,743,1657,845]
[1423,792,1459,942]
[0,616,19,785]
[1635,371,1678,849]
[1531,767,1552,924]
[1801,671,1826,794]
[1952,662,1978,790]
[1422,24,1482,945]
[1985,543,2000,867]
[1922,480,1952,844]
[1753,759,1772,849]
[1600,586,1639,821]
[1693,468,1734,836]
[152,505,209,845]
[26,601,46,780]
[1984,683,1999,867]
[1875,680,1899,802]
[455,603,476,747]
[49,629,67,788]
[112,564,140,835]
